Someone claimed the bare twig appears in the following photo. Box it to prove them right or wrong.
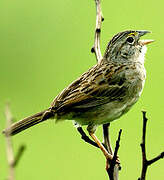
[77,127,99,148]
[13,145,26,167]
[106,129,122,180]
[5,103,15,180]
[4,103,26,180]
[91,0,103,63]
[147,152,164,166]
[91,1,122,178]
[77,124,122,180]
[138,111,164,180]
[77,126,111,150]
[103,123,113,155]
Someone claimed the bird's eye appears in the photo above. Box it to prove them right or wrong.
[126,36,134,44]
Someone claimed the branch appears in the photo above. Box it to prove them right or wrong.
[4,103,26,180]
[138,111,164,180]
[5,103,15,180]
[91,1,122,179]
[91,0,104,63]
[77,127,99,148]
[13,145,26,167]
[106,129,122,180]
[103,123,113,155]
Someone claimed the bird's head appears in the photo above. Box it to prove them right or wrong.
[104,30,154,64]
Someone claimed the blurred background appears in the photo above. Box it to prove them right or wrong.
[0,0,164,179]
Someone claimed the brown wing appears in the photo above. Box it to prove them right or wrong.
[51,62,128,113]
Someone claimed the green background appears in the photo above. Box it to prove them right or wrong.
[0,0,164,179]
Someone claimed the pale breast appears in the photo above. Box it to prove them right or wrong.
[94,63,146,125]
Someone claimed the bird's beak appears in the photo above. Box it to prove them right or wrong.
[137,30,154,46]
[137,30,151,37]
[139,39,154,46]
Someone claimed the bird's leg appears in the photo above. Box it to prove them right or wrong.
[103,124,121,170]
[87,125,113,161]
[76,126,108,149]
[75,122,112,159]
[89,132,113,160]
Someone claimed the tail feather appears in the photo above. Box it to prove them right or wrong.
[3,109,53,136]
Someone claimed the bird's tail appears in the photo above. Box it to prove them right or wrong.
[3,109,54,136]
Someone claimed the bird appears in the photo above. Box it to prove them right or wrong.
[3,30,153,160]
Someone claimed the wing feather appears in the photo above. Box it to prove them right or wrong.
[51,62,128,112]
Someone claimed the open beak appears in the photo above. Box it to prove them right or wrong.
[139,39,154,46]
[137,30,154,46]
